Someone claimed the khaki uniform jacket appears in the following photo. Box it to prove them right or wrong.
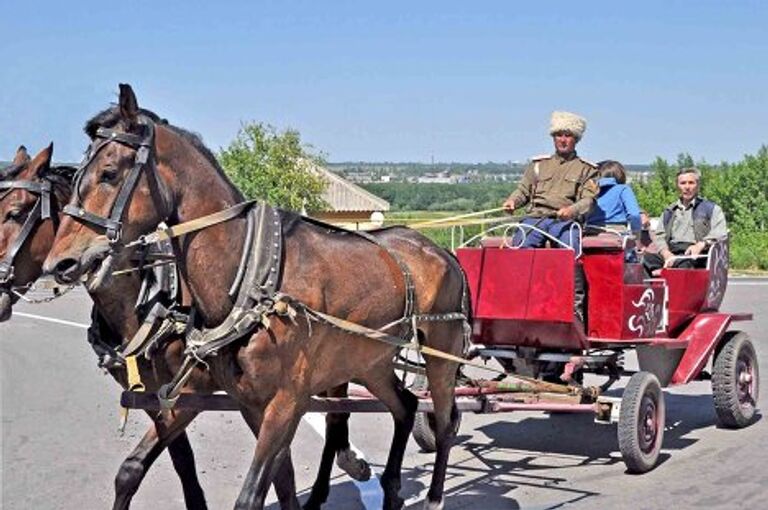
[507,152,599,218]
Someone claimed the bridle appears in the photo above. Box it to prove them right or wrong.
[0,166,53,286]
[64,117,168,246]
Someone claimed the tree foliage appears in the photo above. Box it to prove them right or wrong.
[218,122,328,212]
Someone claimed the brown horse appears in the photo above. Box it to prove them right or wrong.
[2,145,371,509]
[45,84,466,510]
[0,144,218,509]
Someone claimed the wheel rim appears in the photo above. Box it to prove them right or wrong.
[638,394,659,454]
[736,353,756,409]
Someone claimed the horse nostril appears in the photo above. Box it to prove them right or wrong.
[52,258,80,284]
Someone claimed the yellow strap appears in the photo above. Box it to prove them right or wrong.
[119,355,145,434]
[126,355,146,392]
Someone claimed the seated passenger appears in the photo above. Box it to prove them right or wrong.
[502,110,599,324]
[586,160,642,236]
[643,167,727,273]
[586,160,642,261]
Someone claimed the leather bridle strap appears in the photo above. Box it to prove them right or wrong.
[64,121,163,244]
[0,180,52,285]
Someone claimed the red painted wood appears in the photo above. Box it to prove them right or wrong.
[475,248,534,320]
[583,252,624,338]
[526,249,574,322]
[456,248,483,311]
[662,268,711,333]
[670,313,732,385]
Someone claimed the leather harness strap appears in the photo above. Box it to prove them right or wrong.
[64,120,168,243]
[0,179,52,285]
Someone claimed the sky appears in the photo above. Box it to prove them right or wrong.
[2,1,767,165]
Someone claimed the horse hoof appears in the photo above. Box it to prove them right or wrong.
[336,448,372,481]
[423,499,444,510]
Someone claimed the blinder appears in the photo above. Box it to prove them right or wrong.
[0,178,53,285]
[65,119,166,245]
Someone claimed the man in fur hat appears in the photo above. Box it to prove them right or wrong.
[502,111,599,324]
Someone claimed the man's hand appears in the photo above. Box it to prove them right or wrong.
[685,241,707,257]
[556,206,576,221]
[661,248,675,268]
[502,197,517,214]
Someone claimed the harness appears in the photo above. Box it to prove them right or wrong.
[65,119,169,244]
[0,169,53,286]
[65,116,481,410]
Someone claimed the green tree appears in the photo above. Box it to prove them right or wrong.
[218,122,328,211]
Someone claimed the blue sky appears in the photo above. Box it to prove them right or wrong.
[2,1,766,164]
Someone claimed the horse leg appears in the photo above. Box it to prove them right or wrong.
[364,372,418,510]
[422,349,461,510]
[304,383,371,510]
[113,410,206,510]
[236,396,303,510]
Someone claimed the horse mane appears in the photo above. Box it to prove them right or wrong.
[0,163,24,179]
[84,106,240,197]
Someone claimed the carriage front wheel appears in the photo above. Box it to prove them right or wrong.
[618,372,665,473]
[712,331,759,428]
[411,375,461,452]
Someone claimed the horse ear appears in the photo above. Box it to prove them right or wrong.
[30,143,53,177]
[119,83,139,127]
[12,145,30,165]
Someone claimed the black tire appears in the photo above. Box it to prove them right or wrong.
[712,331,759,428]
[411,375,461,453]
[618,372,665,473]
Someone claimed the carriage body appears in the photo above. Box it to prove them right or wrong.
[457,236,747,386]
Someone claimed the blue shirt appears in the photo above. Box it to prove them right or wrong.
[587,177,642,232]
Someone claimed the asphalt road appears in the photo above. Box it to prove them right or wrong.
[2,278,766,509]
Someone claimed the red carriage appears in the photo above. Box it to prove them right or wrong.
[441,224,758,472]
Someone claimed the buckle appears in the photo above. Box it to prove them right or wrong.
[0,263,13,285]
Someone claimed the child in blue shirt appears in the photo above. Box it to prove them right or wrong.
[587,160,642,261]
[587,160,642,235]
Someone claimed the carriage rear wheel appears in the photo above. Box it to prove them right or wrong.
[411,375,461,452]
[618,372,665,473]
[712,331,759,428]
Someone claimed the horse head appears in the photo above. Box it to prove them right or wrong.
[44,84,175,291]
[0,144,73,320]
[45,84,242,323]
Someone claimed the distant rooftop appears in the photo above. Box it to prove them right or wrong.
[305,160,390,212]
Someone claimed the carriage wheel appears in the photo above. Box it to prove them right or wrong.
[713,331,759,428]
[618,372,665,473]
[411,375,461,453]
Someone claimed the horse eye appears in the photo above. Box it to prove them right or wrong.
[100,167,120,183]
[4,208,26,223]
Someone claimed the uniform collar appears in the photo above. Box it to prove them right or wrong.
[554,151,578,163]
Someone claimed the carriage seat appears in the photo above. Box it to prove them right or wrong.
[480,236,512,249]
[581,232,625,252]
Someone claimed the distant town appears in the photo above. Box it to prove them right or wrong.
[327,162,653,184]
